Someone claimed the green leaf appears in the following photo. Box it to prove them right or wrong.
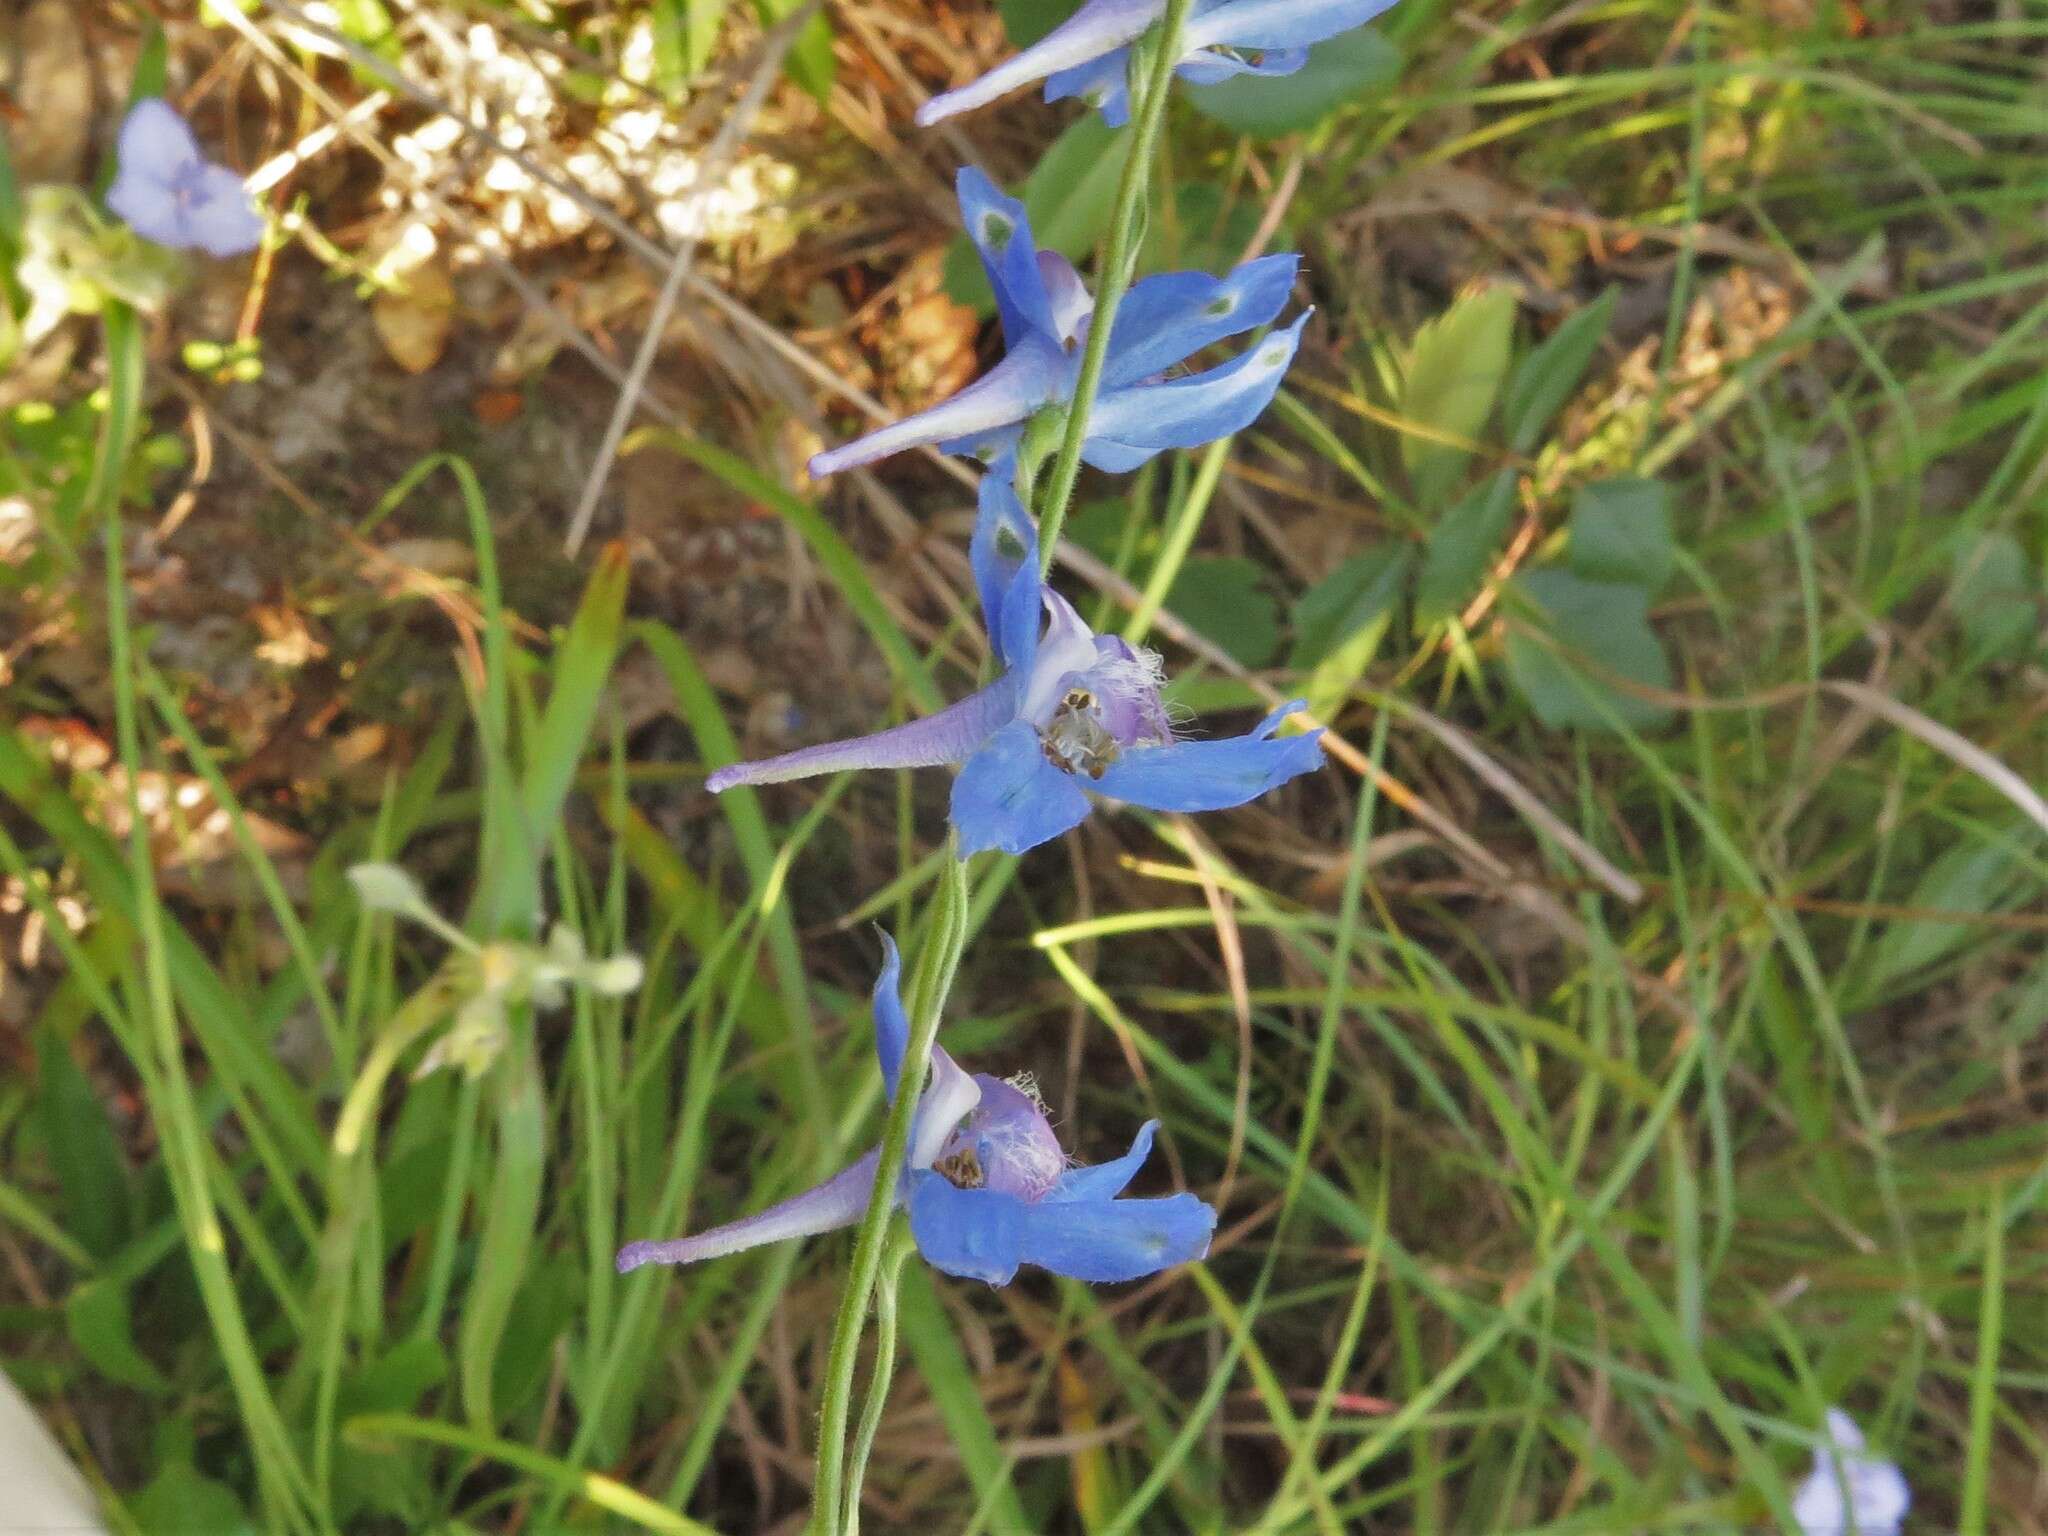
[1949,531,2038,658]
[944,116,1132,313]
[1501,289,1614,453]
[774,3,837,103]
[1415,470,1516,623]
[653,0,728,88]
[1864,838,2027,994]
[1503,568,1672,731]
[37,1028,130,1260]
[1185,30,1402,139]
[338,1335,449,1418]
[1294,548,1412,723]
[65,1277,169,1392]
[1400,285,1517,507]
[1567,478,1674,593]
[1143,179,1265,276]
[127,26,170,107]
[128,1456,255,1536]
[1291,546,1409,669]
[522,541,630,849]
[998,0,1081,48]
[1167,557,1281,667]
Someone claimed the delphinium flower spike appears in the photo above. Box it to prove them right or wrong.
[105,98,265,257]
[808,168,1306,479]
[917,0,1405,128]
[1789,1409,1910,1536]
[704,472,1323,854]
[617,937,1215,1285]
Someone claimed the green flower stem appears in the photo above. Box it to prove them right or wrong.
[841,1224,918,1535]
[809,844,970,1534]
[93,305,324,1534]
[1033,0,1199,571]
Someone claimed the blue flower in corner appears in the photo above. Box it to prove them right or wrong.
[105,99,265,257]
[616,937,1215,1287]
[809,167,1307,479]
[704,472,1324,855]
[1790,1410,1909,1536]
[917,0,1404,128]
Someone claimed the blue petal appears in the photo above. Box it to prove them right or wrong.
[111,99,202,189]
[1082,312,1308,472]
[907,1172,1025,1285]
[935,420,1028,466]
[955,167,1055,349]
[916,0,1161,125]
[872,933,908,1099]
[706,676,1017,792]
[1102,256,1299,388]
[179,163,265,256]
[617,1150,880,1272]
[1187,0,1401,52]
[811,337,1065,478]
[1047,1121,1159,1203]
[1015,1192,1216,1282]
[1045,50,1134,127]
[950,720,1092,856]
[1175,45,1308,84]
[970,472,1045,674]
[1088,701,1324,811]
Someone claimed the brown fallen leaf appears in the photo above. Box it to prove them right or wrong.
[372,258,456,374]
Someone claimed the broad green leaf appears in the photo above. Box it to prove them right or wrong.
[1400,284,1516,507]
[1185,30,1402,139]
[1949,531,2037,658]
[1864,838,2027,994]
[1567,478,1674,593]
[1503,568,1672,730]
[37,1028,130,1260]
[755,0,833,102]
[1294,547,1412,723]
[127,26,170,107]
[1143,179,1264,276]
[998,0,1081,48]
[650,0,727,92]
[1415,469,1516,623]
[522,540,630,850]
[127,1457,254,1536]
[945,115,1132,312]
[65,1277,168,1392]
[1501,289,1614,453]
[1168,556,1282,667]
[338,1335,449,1418]
[458,1043,545,1432]
[1291,545,1409,670]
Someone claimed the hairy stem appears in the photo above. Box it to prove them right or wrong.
[809,847,969,1532]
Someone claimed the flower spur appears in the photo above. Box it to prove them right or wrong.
[105,99,265,257]
[616,937,1216,1286]
[916,0,1405,129]
[704,471,1324,855]
[808,166,1307,479]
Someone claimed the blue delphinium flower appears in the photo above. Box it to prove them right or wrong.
[704,472,1323,855]
[809,167,1306,479]
[917,0,1403,129]
[105,99,265,257]
[1790,1410,1910,1536]
[616,938,1215,1286]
